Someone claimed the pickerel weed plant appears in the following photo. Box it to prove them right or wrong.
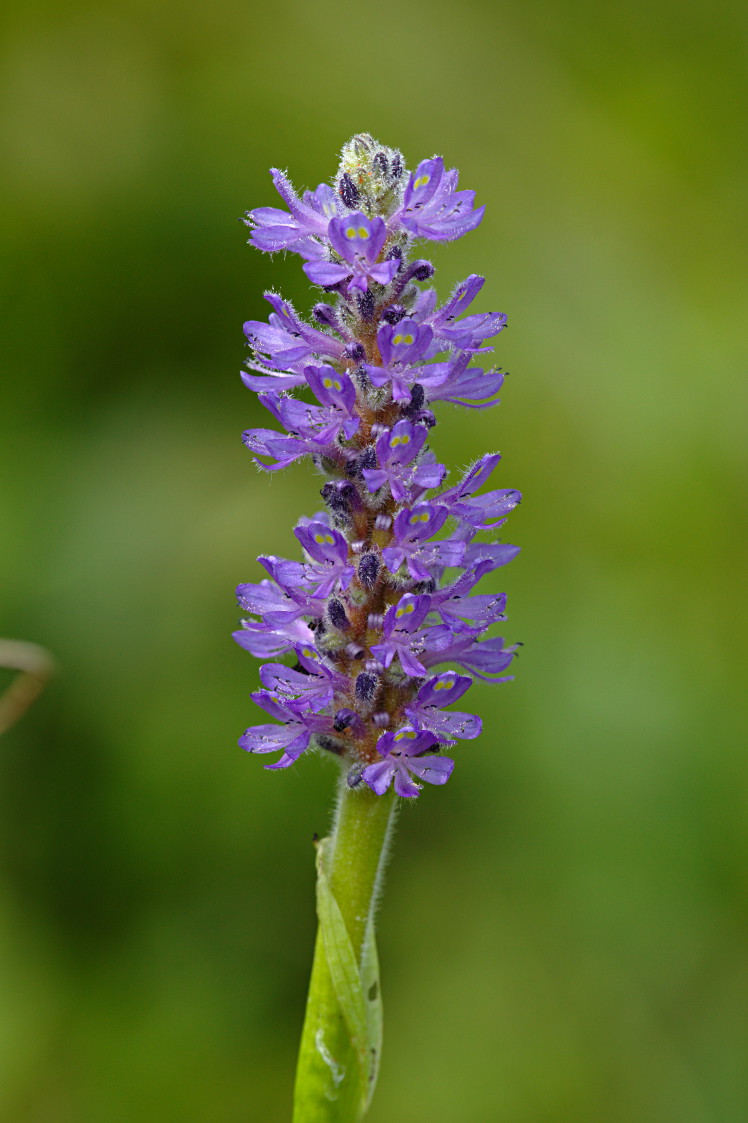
[235,134,521,1122]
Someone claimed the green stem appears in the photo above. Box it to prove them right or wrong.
[293,776,397,1122]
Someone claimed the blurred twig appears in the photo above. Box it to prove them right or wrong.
[0,640,55,736]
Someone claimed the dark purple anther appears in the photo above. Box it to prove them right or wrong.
[339,172,359,208]
[312,303,340,328]
[334,708,354,732]
[408,383,425,411]
[373,151,388,176]
[357,290,375,319]
[412,261,435,281]
[320,480,359,525]
[327,598,350,631]
[355,672,378,703]
[391,151,403,179]
[382,304,406,325]
[354,447,377,478]
[345,341,366,362]
[358,553,380,588]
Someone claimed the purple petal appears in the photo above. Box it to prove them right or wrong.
[407,755,454,785]
[362,759,396,795]
[303,260,350,287]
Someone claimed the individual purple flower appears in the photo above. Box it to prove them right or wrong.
[362,420,445,502]
[362,320,435,401]
[258,661,334,714]
[361,727,454,798]
[245,171,340,254]
[370,592,435,677]
[242,294,346,394]
[418,274,507,352]
[418,352,506,409]
[423,633,518,681]
[303,364,360,439]
[390,157,485,242]
[241,425,336,471]
[294,521,355,596]
[304,212,400,294]
[435,453,522,527]
[404,673,483,745]
[239,691,333,770]
[381,503,464,580]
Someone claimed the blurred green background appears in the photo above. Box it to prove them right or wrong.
[1,0,746,1119]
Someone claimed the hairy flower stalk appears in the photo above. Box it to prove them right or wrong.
[235,134,521,1120]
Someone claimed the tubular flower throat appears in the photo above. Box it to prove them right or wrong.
[235,133,521,798]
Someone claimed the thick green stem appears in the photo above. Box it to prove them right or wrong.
[293,777,397,1123]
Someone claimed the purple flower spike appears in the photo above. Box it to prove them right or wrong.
[235,134,521,799]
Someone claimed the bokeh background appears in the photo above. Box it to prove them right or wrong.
[1,0,746,1119]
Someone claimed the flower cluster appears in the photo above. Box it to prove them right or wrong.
[235,134,520,798]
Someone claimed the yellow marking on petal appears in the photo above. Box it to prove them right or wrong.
[314,533,335,545]
[357,226,369,238]
[393,334,404,345]
[434,678,454,690]
[403,333,414,345]
[414,175,430,188]
[322,377,342,390]
[395,729,417,741]
[346,227,357,239]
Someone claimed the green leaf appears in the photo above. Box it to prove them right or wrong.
[360,918,382,1112]
[293,787,396,1121]
[315,841,370,1110]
